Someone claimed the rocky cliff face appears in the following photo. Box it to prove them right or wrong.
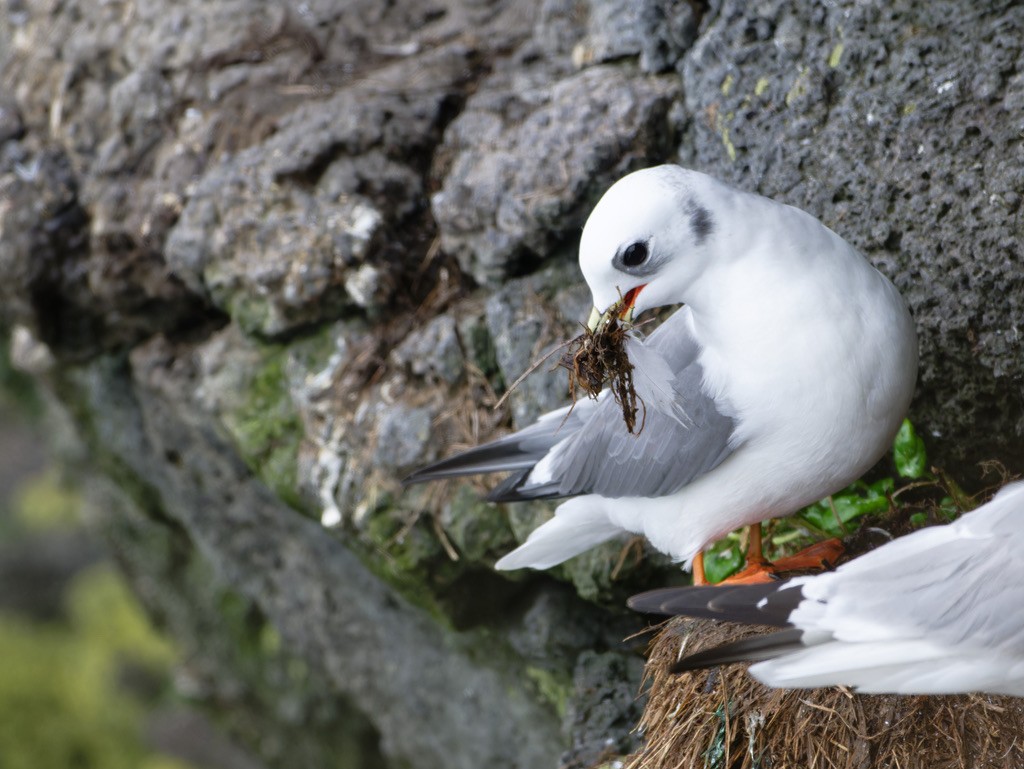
[1,0,1021,766]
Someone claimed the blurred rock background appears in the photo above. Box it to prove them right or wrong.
[0,0,1021,767]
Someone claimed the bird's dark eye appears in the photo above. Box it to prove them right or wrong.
[622,241,648,267]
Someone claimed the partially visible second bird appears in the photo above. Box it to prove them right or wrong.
[629,482,1024,696]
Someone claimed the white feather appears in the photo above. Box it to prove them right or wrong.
[740,483,1024,695]
[494,498,623,570]
[624,334,691,428]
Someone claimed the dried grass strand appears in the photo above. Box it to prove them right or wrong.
[626,618,1024,769]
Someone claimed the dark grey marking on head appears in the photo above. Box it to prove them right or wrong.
[689,202,714,245]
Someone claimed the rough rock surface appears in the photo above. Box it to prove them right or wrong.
[1,0,1023,767]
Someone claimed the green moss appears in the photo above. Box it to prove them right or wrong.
[210,281,281,338]
[358,508,456,621]
[67,566,177,670]
[466,321,504,389]
[524,665,571,719]
[827,42,845,68]
[13,470,81,530]
[0,565,186,769]
[181,581,386,769]
[221,346,305,513]
[351,489,531,628]
[442,485,517,562]
[288,322,345,374]
[44,356,385,768]
[556,542,629,604]
[0,615,145,769]
[715,111,737,162]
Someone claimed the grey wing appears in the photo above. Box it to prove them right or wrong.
[496,307,736,501]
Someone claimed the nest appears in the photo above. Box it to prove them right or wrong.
[626,618,1024,769]
[562,314,643,433]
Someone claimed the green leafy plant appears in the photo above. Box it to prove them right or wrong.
[893,419,928,479]
[796,477,894,538]
[702,534,746,585]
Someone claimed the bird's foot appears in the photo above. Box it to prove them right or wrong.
[770,537,845,573]
[711,538,845,585]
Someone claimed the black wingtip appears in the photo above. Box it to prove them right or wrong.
[402,443,538,487]
[401,465,444,487]
[485,471,564,503]
[628,582,800,627]
[627,586,725,617]
[669,628,805,673]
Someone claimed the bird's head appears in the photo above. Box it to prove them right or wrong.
[579,165,728,330]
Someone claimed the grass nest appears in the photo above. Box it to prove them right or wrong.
[561,314,643,433]
[626,618,1024,769]
[626,478,1024,769]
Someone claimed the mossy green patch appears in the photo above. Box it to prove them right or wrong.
[828,42,845,68]
[358,507,458,622]
[140,757,199,769]
[466,320,504,389]
[67,565,177,670]
[0,564,186,769]
[441,485,518,562]
[714,111,737,162]
[13,469,81,530]
[196,583,385,769]
[209,278,284,338]
[221,345,305,513]
[525,665,571,719]
[556,541,631,604]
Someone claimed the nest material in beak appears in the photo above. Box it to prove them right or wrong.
[562,312,644,434]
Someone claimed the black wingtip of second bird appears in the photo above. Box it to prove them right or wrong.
[669,628,807,673]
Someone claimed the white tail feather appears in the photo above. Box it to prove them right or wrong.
[494,498,621,570]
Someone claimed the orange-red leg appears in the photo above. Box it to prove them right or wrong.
[714,524,778,584]
[769,537,844,572]
[702,526,845,586]
[692,551,707,586]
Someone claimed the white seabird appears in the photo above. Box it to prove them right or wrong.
[406,165,918,576]
[629,481,1024,696]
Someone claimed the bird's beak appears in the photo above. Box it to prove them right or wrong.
[587,285,645,332]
